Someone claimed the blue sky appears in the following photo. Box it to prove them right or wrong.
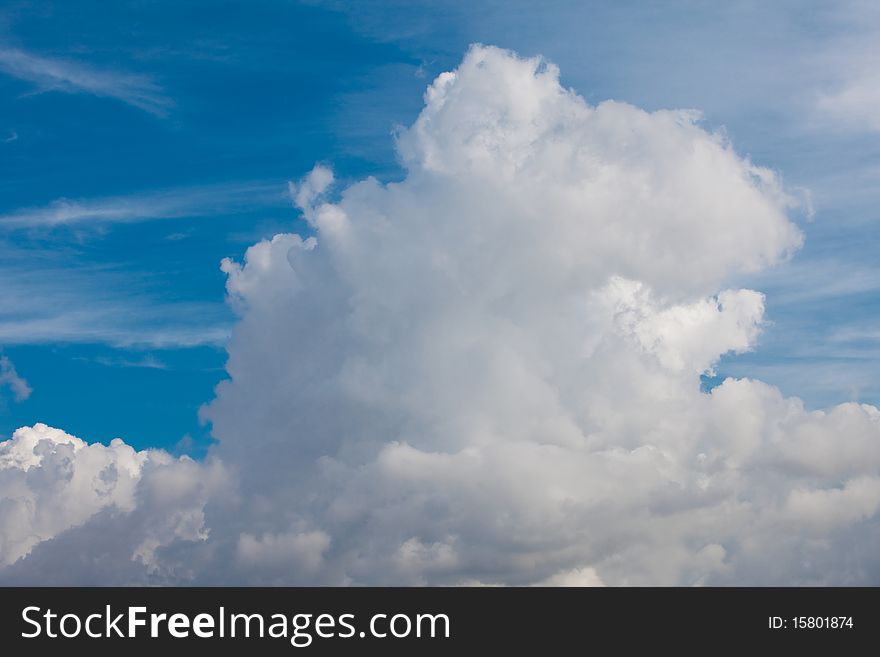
[1,0,879,453]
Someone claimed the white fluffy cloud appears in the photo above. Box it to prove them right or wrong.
[0,423,227,581]
[2,45,879,585]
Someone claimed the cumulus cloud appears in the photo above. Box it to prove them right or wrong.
[0,423,227,581]
[2,45,879,585]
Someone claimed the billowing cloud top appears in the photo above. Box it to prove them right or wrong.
[2,46,879,585]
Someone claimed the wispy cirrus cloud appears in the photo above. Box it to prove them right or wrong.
[92,354,168,369]
[0,45,172,116]
[816,70,880,133]
[0,181,288,230]
[0,314,230,348]
[0,354,31,401]
[0,180,284,350]
[0,253,231,349]
[803,3,880,133]
[0,298,231,349]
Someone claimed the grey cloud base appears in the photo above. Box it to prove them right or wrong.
[2,46,879,585]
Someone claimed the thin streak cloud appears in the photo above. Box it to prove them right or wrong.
[0,182,289,229]
[0,305,231,348]
[0,45,172,116]
[0,261,231,349]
